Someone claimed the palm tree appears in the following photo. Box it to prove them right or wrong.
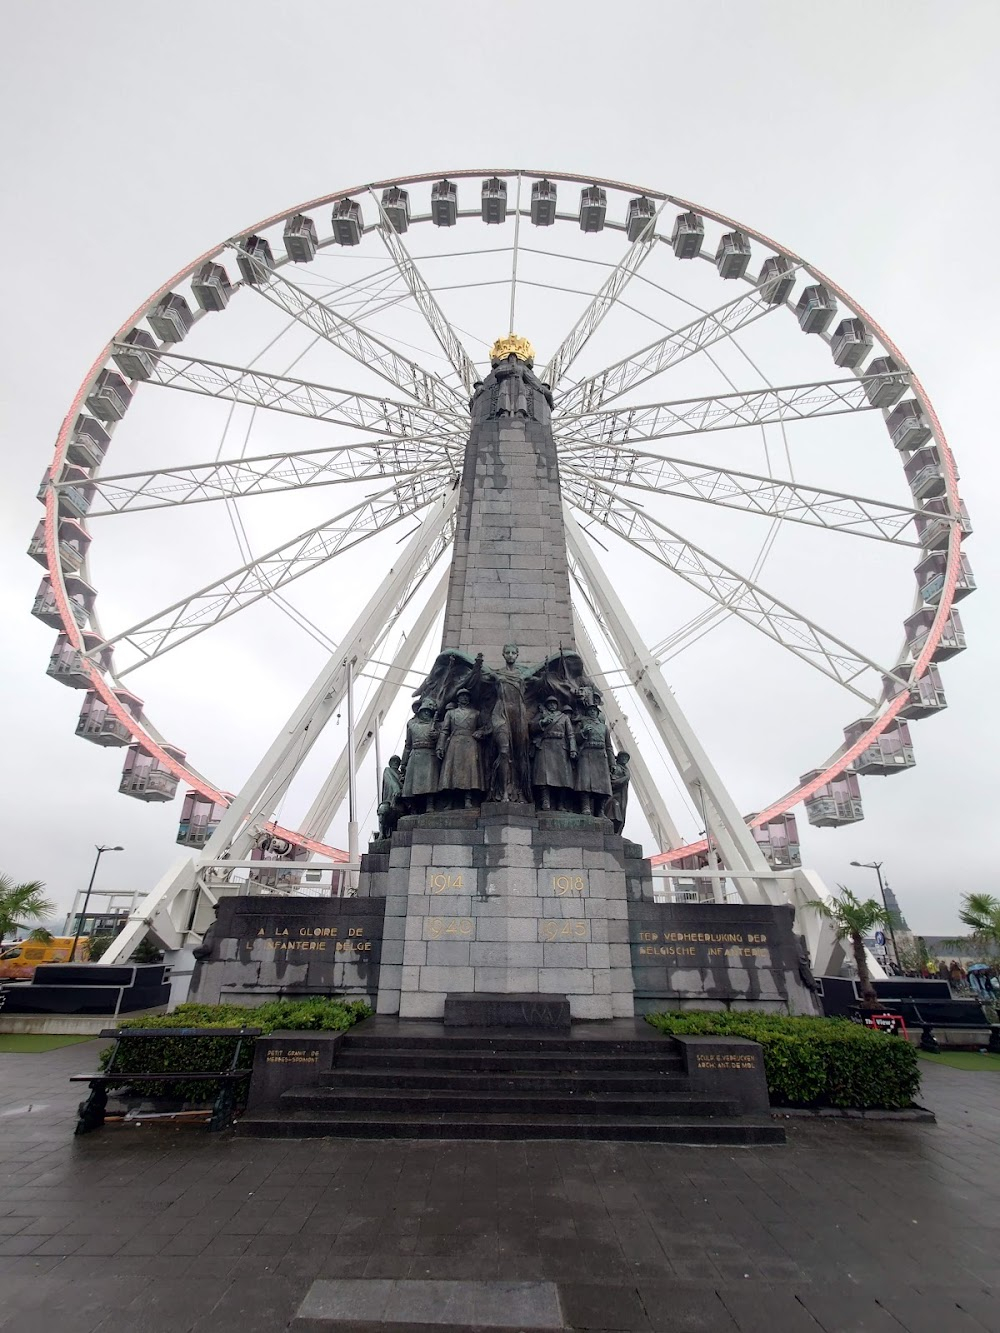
[956,893,1000,965]
[807,885,891,1004]
[0,876,57,946]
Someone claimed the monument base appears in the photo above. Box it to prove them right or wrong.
[187,896,384,1006]
[186,816,818,1022]
[627,900,818,1017]
[359,803,640,1022]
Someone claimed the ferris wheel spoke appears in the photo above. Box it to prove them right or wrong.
[558,276,799,414]
[563,477,889,701]
[560,454,920,545]
[555,375,885,445]
[543,201,668,388]
[228,237,468,416]
[132,347,466,443]
[81,439,453,515]
[368,190,480,395]
[94,470,452,673]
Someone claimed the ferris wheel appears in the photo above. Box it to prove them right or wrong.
[33,167,972,933]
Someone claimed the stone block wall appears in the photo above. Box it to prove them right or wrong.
[360,805,638,1020]
[188,897,384,1007]
[442,416,576,664]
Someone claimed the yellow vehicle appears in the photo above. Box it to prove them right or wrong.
[0,936,89,981]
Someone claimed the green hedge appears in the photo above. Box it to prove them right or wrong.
[646,1010,921,1110]
[99,997,371,1104]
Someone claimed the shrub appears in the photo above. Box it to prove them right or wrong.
[646,1010,921,1110]
[99,997,371,1104]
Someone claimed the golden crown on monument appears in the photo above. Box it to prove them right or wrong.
[489,333,535,363]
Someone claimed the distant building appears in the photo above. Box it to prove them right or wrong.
[883,882,909,931]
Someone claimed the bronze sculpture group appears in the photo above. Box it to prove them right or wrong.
[372,346,632,840]
[376,643,631,838]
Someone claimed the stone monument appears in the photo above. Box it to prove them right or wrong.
[191,334,817,1023]
[359,336,653,1020]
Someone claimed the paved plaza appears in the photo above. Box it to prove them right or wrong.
[0,1042,998,1333]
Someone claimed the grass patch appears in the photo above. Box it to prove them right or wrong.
[0,1034,97,1053]
[917,1050,1000,1072]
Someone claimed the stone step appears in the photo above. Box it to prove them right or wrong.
[336,1049,684,1074]
[281,1087,741,1118]
[328,1069,695,1095]
[236,1109,785,1145]
[342,1031,670,1055]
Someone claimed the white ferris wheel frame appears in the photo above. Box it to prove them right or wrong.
[39,168,967,895]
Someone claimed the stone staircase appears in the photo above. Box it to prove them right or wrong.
[237,1021,784,1144]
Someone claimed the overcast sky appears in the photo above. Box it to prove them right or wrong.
[1,0,997,936]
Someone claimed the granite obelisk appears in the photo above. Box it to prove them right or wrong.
[360,335,641,1020]
[441,336,576,664]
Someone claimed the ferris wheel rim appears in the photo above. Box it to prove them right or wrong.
[39,167,968,864]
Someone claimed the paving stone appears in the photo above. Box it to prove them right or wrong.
[3,1045,1000,1333]
[559,1282,650,1330]
[297,1277,564,1328]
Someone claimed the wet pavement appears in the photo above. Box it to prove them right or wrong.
[0,1039,997,1332]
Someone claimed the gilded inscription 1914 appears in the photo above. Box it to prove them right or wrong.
[430,873,464,893]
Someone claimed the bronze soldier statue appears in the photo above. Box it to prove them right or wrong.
[376,755,403,838]
[399,699,439,815]
[435,689,487,810]
[574,704,616,818]
[531,695,577,811]
[605,750,631,834]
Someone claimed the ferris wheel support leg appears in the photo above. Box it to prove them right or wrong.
[98,856,197,966]
[788,868,884,981]
[196,494,458,868]
[574,624,683,853]
[300,572,448,843]
[564,510,780,903]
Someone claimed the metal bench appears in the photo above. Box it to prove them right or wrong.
[71,1026,260,1135]
[894,1001,1000,1053]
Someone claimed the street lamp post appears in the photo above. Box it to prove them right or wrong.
[850,859,899,969]
[69,845,124,962]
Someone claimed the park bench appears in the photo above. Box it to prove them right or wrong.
[910,1002,1000,1053]
[865,999,1000,1053]
[71,1026,260,1135]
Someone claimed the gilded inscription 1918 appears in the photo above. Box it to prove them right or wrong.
[552,875,586,895]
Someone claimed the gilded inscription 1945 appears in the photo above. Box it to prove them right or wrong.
[540,920,589,942]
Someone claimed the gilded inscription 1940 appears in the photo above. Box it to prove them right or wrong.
[426,917,474,939]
